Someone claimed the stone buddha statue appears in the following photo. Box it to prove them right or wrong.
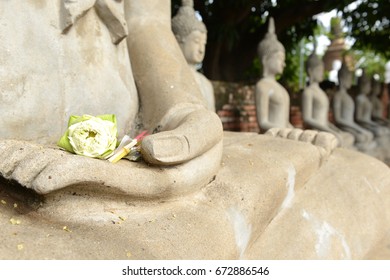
[1,1,390,260]
[332,63,376,151]
[255,17,293,132]
[355,71,390,136]
[302,49,354,148]
[171,0,215,112]
[0,0,222,167]
[370,78,390,126]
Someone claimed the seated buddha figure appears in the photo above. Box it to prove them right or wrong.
[355,71,390,136]
[302,49,354,148]
[171,0,215,112]
[0,0,225,201]
[370,78,390,126]
[332,63,376,152]
[255,17,293,132]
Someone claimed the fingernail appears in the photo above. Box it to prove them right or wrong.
[143,134,190,164]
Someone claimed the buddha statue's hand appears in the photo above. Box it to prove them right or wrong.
[265,128,338,157]
[0,135,222,196]
[141,106,223,165]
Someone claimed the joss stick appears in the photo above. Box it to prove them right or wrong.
[108,131,148,163]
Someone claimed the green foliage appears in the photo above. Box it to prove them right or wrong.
[342,0,390,59]
[352,49,387,81]
[328,17,344,40]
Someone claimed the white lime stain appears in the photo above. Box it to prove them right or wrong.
[302,209,351,259]
[280,164,296,210]
[226,207,252,259]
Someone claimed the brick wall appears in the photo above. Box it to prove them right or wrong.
[213,81,304,133]
[213,81,390,133]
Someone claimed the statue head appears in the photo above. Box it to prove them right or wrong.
[257,17,285,76]
[305,44,324,83]
[337,62,353,89]
[172,0,207,65]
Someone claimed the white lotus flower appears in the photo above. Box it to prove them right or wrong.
[67,117,117,159]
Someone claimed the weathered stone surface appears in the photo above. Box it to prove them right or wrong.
[1,132,390,259]
[0,1,138,144]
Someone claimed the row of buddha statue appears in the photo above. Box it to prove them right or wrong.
[255,18,390,160]
[175,2,389,161]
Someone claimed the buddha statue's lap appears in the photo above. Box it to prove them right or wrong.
[2,131,390,259]
[1,1,390,260]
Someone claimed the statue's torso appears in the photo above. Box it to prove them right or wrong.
[370,96,384,119]
[334,91,355,123]
[192,70,215,111]
[304,84,329,125]
[356,94,373,122]
[256,78,290,128]
[0,1,138,143]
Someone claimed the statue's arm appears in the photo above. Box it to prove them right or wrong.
[332,95,352,128]
[333,96,373,135]
[124,0,222,165]
[302,89,331,132]
[355,99,381,128]
[255,83,274,131]
[354,97,365,122]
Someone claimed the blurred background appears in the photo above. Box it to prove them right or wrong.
[172,0,389,131]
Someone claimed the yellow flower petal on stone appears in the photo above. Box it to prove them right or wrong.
[17,244,24,250]
[63,226,72,232]
[1,200,6,205]
[10,218,21,225]
[126,251,132,258]
[13,203,18,208]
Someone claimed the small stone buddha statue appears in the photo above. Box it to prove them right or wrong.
[255,17,293,132]
[370,78,390,126]
[355,70,390,136]
[332,63,376,151]
[302,48,354,148]
[171,0,215,112]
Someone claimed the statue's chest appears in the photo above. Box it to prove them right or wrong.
[268,84,289,105]
[313,90,329,107]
